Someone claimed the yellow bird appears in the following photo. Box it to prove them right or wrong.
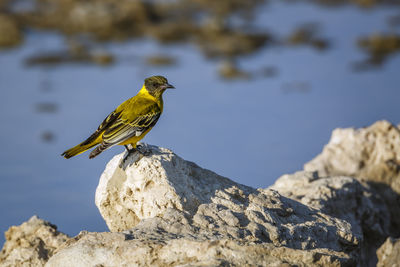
[61,75,174,159]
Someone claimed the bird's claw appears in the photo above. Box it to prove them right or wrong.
[120,145,141,169]
[136,144,151,156]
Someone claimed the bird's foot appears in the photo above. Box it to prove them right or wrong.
[124,145,137,154]
[136,144,151,156]
[120,145,141,169]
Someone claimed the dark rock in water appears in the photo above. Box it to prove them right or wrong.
[0,14,22,48]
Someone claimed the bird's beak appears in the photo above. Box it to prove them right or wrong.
[162,83,175,89]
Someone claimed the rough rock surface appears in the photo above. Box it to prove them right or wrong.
[3,120,400,266]
[46,229,352,267]
[377,237,400,267]
[96,147,357,246]
[49,188,359,266]
[42,147,362,266]
[304,120,400,236]
[304,120,400,192]
[95,145,254,232]
[0,216,69,267]
[270,171,390,266]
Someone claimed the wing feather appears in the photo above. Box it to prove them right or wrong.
[81,110,122,146]
[102,100,161,146]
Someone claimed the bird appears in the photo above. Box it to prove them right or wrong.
[61,75,174,159]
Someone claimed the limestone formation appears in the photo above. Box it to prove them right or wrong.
[0,216,69,267]
[270,171,390,266]
[304,120,400,236]
[95,145,254,232]
[2,120,400,266]
[96,147,356,244]
[304,120,400,192]
[46,230,353,267]
[89,146,360,266]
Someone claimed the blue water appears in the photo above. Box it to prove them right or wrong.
[1,2,400,245]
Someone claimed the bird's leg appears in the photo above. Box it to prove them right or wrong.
[124,145,135,153]
[120,144,140,169]
[124,145,137,154]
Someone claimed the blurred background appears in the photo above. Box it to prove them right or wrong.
[1,0,400,245]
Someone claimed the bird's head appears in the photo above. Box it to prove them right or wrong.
[144,75,174,97]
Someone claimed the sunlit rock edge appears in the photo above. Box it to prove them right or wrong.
[0,120,399,266]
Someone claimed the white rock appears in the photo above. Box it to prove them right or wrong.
[0,216,69,267]
[7,120,400,266]
[95,145,254,232]
[270,171,390,266]
[304,120,400,249]
[46,231,353,267]
[304,120,400,193]
[86,144,361,266]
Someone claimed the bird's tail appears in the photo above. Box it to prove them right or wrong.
[89,142,112,159]
[61,141,99,159]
